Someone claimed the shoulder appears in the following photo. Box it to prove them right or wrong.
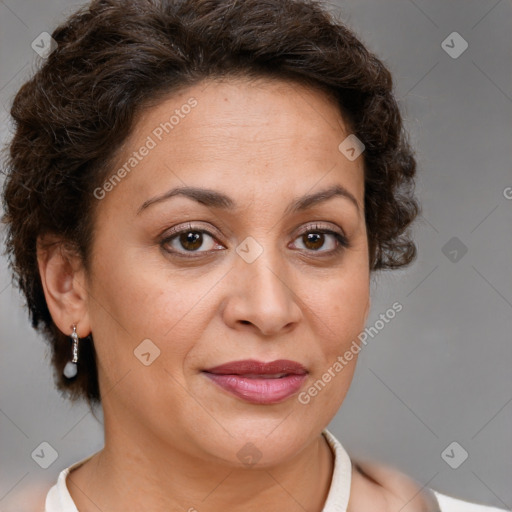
[5,481,49,511]
[432,490,508,512]
[351,460,440,512]
[353,460,507,512]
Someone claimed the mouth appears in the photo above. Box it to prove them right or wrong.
[202,359,308,405]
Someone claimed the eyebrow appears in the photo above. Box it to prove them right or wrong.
[137,184,360,216]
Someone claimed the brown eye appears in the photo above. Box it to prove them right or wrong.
[302,232,326,251]
[162,227,223,256]
[179,231,204,251]
[291,225,349,255]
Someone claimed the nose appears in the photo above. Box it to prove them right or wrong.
[221,246,303,337]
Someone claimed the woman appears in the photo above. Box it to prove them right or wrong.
[1,0,507,510]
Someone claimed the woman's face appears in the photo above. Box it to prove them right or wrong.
[84,77,370,466]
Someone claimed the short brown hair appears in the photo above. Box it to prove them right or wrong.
[1,0,419,406]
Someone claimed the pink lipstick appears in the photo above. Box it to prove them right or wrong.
[203,359,308,405]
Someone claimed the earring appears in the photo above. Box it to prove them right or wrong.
[63,325,79,379]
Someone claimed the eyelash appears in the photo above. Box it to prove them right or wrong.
[160,222,350,259]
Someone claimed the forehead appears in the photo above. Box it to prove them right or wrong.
[101,77,365,215]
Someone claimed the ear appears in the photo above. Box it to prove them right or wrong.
[36,234,91,338]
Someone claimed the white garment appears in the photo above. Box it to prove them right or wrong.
[45,429,507,512]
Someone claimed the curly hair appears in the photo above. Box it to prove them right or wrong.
[1,0,419,406]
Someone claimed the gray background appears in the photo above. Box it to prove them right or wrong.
[1,0,511,510]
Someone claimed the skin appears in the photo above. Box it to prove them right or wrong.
[37,77,435,511]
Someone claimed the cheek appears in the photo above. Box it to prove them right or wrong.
[297,270,369,412]
[308,264,369,344]
[87,249,219,370]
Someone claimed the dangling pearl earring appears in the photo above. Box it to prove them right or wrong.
[63,325,79,379]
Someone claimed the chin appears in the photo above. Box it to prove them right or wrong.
[190,417,321,469]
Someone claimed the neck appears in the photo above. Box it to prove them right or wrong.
[66,419,335,512]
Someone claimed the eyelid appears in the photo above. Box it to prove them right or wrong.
[290,223,350,252]
[294,222,346,238]
[162,221,346,242]
[160,222,225,258]
[162,221,223,240]
[160,221,350,257]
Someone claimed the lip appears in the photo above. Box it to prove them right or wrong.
[205,359,308,376]
[203,359,308,405]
